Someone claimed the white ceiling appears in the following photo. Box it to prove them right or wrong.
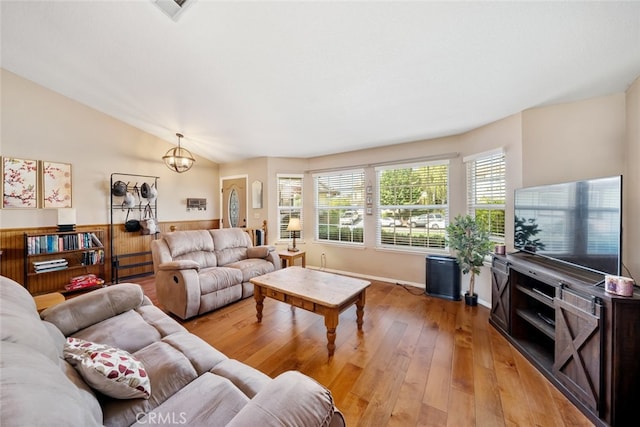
[2,1,639,164]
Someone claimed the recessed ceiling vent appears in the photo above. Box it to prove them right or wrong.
[153,0,195,22]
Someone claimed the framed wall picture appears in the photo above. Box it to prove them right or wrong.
[42,161,72,208]
[2,157,38,208]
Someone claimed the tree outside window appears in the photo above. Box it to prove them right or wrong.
[315,170,365,244]
[465,150,506,242]
[376,161,449,250]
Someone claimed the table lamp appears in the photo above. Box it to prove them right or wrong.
[287,218,301,252]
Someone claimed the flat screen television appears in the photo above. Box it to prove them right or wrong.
[514,175,622,276]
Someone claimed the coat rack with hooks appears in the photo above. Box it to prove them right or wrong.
[110,172,159,283]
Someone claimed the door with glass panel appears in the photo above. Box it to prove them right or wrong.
[221,177,247,228]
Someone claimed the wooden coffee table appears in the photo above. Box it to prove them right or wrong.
[250,266,370,357]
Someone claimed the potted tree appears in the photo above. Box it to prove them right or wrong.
[446,214,494,306]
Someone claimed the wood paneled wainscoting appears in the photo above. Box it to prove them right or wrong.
[0,219,219,295]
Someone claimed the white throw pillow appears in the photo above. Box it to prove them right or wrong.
[64,337,151,400]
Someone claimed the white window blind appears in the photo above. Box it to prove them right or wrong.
[314,170,365,244]
[376,160,449,250]
[466,150,505,241]
[277,174,303,241]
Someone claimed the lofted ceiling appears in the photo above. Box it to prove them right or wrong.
[1,1,639,164]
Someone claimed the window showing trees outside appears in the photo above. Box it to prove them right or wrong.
[376,161,449,250]
[277,175,303,241]
[466,150,505,242]
[314,170,365,244]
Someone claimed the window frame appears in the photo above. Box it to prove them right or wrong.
[277,174,304,242]
[464,149,506,243]
[314,169,366,246]
[375,160,450,252]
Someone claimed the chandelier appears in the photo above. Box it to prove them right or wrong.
[163,132,195,173]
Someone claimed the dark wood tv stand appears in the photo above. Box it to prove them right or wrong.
[490,252,640,427]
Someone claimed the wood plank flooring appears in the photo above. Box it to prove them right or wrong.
[133,276,593,426]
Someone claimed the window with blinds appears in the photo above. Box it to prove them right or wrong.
[465,150,505,242]
[376,161,449,250]
[314,170,365,244]
[277,175,303,241]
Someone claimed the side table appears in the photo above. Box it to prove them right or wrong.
[33,292,65,312]
[278,250,306,268]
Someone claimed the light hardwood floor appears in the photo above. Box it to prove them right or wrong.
[133,276,593,426]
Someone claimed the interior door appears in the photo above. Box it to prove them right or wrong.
[221,177,247,228]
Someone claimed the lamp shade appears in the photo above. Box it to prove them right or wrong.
[57,208,77,232]
[163,133,195,173]
[286,218,301,232]
[57,208,76,224]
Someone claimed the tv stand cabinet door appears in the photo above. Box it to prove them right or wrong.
[554,288,603,416]
[490,257,510,333]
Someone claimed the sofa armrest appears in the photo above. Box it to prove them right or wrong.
[264,246,281,270]
[247,246,269,259]
[158,260,200,271]
[40,283,145,336]
[227,371,340,427]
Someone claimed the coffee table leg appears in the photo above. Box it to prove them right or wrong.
[254,286,264,323]
[356,290,366,331]
[324,311,339,357]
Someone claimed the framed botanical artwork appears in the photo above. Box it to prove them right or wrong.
[42,161,72,208]
[2,157,39,208]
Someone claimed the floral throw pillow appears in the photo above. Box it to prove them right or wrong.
[64,337,151,399]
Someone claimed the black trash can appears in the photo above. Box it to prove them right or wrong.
[425,255,461,301]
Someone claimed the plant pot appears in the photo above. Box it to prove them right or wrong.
[464,292,478,306]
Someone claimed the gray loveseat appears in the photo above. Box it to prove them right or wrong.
[151,228,280,320]
[0,275,344,426]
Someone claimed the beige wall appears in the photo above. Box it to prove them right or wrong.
[521,93,626,186]
[3,67,637,305]
[249,117,524,305]
[0,69,220,229]
[625,77,640,279]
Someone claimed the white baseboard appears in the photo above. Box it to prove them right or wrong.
[305,264,490,309]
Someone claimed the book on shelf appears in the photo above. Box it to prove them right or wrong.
[33,258,69,273]
[81,249,104,266]
[26,232,104,255]
[33,258,67,267]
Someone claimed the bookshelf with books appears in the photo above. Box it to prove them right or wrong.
[23,230,106,295]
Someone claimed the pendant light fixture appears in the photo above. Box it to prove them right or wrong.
[163,132,195,173]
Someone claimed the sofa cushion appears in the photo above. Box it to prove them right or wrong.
[211,228,252,265]
[131,373,250,427]
[225,258,276,282]
[41,283,146,336]
[199,267,244,294]
[211,359,271,398]
[136,304,188,337]
[101,340,200,427]
[64,337,151,400]
[227,371,336,427]
[0,341,103,427]
[0,277,62,363]
[162,332,229,375]
[71,309,163,354]
[247,246,269,258]
[164,230,215,258]
[60,359,104,422]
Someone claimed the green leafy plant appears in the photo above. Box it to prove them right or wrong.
[446,214,494,297]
